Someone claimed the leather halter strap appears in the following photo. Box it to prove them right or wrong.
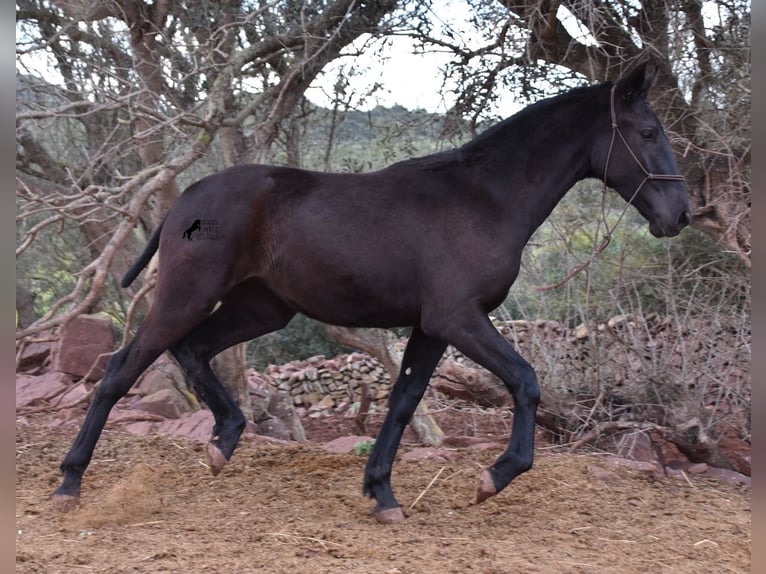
[604,84,686,205]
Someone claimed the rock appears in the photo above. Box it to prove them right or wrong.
[136,388,196,419]
[267,392,306,442]
[466,442,505,451]
[701,467,751,488]
[442,435,503,448]
[15,372,73,408]
[256,417,291,441]
[251,390,272,423]
[315,395,335,410]
[401,447,456,463]
[665,466,690,479]
[589,465,624,483]
[106,408,166,426]
[122,421,155,436]
[716,429,751,476]
[323,435,375,454]
[52,313,115,380]
[732,452,751,477]
[154,409,215,443]
[687,462,709,475]
[57,381,92,409]
[616,430,656,463]
[655,436,690,468]
[134,367,177,396]
[17,336,53,373]
[604,456,665,479]
[47,407,87,427]
[607,314,633,329]
[574,323,589,340]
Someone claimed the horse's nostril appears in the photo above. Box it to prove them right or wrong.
[678,210,691,228]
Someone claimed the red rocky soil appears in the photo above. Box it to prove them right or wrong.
[16,406,750,574]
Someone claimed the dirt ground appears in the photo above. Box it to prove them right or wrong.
[16,411,750,574]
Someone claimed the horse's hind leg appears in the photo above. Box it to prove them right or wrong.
[430,310,540,502]
[362,327,446,523]
[170,279,295,475]
[52,298,217,511]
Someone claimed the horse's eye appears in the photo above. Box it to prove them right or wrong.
[640,128,657,140]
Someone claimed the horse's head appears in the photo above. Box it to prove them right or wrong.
[595,61,691,238]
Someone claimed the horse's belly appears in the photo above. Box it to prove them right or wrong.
[283,289,418,328]
[264,262,419,328]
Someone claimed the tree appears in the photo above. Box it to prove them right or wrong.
[16,2,749,451]
[418,0,750,266]
[17,0,407,335]
[16,0,405,417]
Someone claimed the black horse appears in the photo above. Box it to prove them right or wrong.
[53,62,690,523]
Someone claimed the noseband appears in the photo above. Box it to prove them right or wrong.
[604,84,686,204]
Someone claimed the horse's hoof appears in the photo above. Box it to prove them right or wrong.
[375,507,405,524]
[206,441,229,476]
[51,493,80,512]
[476,469,497,503]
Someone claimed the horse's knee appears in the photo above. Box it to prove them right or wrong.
[523,375,541,408]
[388,391,421,426]
[512,362,540,409]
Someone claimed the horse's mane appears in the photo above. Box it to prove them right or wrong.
[469,81,610,146]
[383,81,611,173]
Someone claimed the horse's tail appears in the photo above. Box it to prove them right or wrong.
[121,218,165,288]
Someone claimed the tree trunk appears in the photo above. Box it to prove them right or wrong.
[211,343,253,422]
[432,360,510,408]
[325,325,444,445]
[493,0,751,267]
[16,282,37,329]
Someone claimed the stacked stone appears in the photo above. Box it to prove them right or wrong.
[256,313,739,409]
[263,352,391,409]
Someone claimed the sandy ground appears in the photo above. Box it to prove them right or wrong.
[16,413,750,574]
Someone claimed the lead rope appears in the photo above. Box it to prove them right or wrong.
[536,85,686,292]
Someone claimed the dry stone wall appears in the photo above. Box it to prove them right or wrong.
[262,352,392,410]
[256,313,750,414]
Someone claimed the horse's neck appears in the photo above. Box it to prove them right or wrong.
[467,95,602,239]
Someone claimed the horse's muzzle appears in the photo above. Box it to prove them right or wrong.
[650,209,691,238]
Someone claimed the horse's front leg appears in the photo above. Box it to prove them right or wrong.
[432,310,540,501]
[362,327,446,523]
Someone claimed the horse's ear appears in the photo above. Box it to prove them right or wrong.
[616,60,657,103]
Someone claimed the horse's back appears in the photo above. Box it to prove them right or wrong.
[156,160,509,326]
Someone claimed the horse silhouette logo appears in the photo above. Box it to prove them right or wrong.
[182,219,201,240]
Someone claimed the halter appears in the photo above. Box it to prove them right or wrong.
[603,84,686,205]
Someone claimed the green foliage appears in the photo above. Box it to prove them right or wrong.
[500,178,749,328]
[273,104,450,172]
[16,211,87,320]
[246,315,351,371]
[353,439,376,456]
